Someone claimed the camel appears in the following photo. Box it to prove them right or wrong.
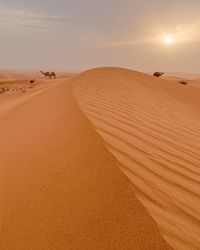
[30,79,35,84]
[48,71,56,79]
[40,70,49,79]
[40,70,56,79]
[153,72,164,77]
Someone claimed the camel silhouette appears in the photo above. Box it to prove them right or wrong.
[153,72,164,77]
[30,79,35,84]
[40,70,56,79]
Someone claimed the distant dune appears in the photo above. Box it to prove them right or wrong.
[163,76,200,89]
[164,72,200,80]
[0,75,171,249]
[73,67,200,250]
[0,70,77,82]
[0,70,24,81]
[188,79,200,88]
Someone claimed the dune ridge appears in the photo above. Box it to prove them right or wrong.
[0,77,171,249]
[73,67,200,250]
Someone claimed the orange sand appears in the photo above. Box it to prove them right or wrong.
[0,76,171,249]
[73,67,200,250]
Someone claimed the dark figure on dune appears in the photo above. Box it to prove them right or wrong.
[153,72,164,77]
[30,79,35,84]
[40,70,56,79]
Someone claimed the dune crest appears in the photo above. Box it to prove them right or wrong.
[0,77,171,249]
[73,67,200,250]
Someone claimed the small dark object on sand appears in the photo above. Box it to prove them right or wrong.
[30,79,35,84]
[179,80,188,85]
[153,72,164,77]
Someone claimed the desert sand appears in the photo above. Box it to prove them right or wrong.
[73,67,200,250]
[0,74,171,249]
[0,70,76,83]
[163,77,200,89]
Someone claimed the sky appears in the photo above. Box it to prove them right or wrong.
[0,0,200,72]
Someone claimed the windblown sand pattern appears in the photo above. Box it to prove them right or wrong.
[0,76,171,249]
[73,67,200,250]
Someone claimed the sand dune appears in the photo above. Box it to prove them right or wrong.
[0,70,29,81]
[0,76,171,249]
[189,80,200,88]
[0,74,75,109]
[164,72,200,80]
[73,67,200,250]
[0,70,77,82]
[163,77,200,89]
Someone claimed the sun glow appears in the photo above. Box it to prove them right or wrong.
[163,36,173,45]
[163,36,174,45]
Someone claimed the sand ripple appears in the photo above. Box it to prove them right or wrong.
[73,67,200,250]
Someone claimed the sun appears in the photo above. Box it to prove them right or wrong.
[163,36,173,45]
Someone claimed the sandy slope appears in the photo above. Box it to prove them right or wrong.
[0,70,25,81]
[190,80,200,88]
[0,70,77,82]
[0,77,171,249]
[73,67,200,250]
[163,77,200,89]
[164,72,200,80]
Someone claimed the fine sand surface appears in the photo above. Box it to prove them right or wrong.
[164,72,200,80]
[163,77,200,89]
[0,70,25,81]
[0,76,171,249]
[73,67,200,250]
[0,70,77,82]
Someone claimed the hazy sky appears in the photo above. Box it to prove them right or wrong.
[0,0,200,72]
